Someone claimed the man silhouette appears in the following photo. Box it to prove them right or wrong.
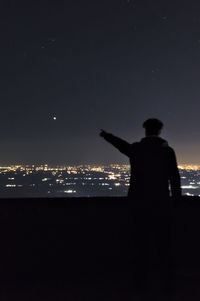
[100,118,181,203]
[100,118,181,294]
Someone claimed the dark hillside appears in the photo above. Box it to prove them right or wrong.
[0,196,199,300]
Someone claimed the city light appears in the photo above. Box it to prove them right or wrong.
[0,164,199,197]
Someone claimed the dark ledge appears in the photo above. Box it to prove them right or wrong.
[0,196,199,299]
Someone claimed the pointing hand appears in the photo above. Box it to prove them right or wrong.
[99,129,107,137]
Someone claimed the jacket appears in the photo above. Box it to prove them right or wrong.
[103,133,181,202]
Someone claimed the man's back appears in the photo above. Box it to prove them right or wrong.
[128,136,180,201]
[100,127,181,203]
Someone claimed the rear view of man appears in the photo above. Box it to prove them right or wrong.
[100,118,181,204]
[100,118,181,295]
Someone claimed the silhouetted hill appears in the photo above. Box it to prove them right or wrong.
[0,196,200,300]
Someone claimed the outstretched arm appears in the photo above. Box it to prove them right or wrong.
[99,129,131,157]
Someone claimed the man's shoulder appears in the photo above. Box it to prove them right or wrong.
[164,145,175,153]
[130,138,176,155]
[131,141,140,146]
[130,142,141,150]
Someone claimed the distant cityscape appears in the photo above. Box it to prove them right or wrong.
[0,164,199,198]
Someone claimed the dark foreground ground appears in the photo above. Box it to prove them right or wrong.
[0,196,200,300]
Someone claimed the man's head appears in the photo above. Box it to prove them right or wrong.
[143,118,163,136]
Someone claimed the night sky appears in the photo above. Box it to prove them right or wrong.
[1,0,200,165]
